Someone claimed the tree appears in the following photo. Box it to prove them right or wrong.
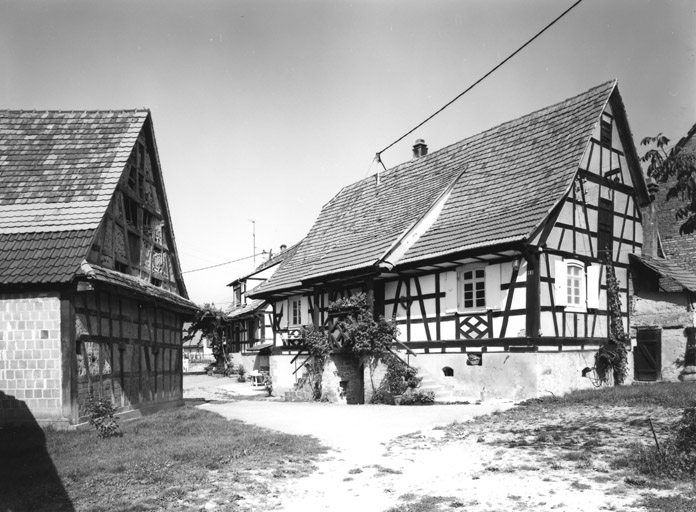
[641,133,696,235]
[183,303,229,368]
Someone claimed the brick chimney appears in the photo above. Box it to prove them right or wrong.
[412,139,428,159]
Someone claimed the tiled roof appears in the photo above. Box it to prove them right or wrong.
[655,122,696,273]
[227,242,302,287]
[0,230,95,284]
[227,299,266,320]
[80,262,198,312]
[0,110,147,285]
[631,254,696,293]
[252,81,619,296]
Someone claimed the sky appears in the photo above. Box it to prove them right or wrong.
[1,0,694,307]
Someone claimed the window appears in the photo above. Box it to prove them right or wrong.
[458,266,486,311]
[554,259,599,311]
[567,263,584,307]
[291,298,302,326]
[600,115,612,148]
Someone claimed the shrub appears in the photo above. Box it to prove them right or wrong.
[399,389,435,406]
[85,394,121,439]
[237,364,247,383]
[627,406,696,480]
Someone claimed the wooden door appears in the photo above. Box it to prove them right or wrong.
[634,328,661,381]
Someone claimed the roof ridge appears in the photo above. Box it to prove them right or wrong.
[0,108,150,115]
[378,80,617,178]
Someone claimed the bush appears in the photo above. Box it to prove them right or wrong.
[399,389,435,406]
[369,387,395,405]
[627,406,696,480]
[237,364,247,383]
[85,395,121,439]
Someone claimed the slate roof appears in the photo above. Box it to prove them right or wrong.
[631,254,696,293]
[252,81,638,297]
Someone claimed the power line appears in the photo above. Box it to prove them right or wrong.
[376,0,584,160]
[182,252,265,274]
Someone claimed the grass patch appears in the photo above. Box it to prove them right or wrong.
[519,382,696,409]
[633,494,696,512]
[385,495,460,512]
[0,405,326,511]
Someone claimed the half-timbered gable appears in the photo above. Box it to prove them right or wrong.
[0,110,196,427]
[250,81,650,401]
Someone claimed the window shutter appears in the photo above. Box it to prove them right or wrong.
[443,270,458,313]
[554,259,568,307]
[586,264,600,309]
[301,296,310,326]
[485,264,501,310]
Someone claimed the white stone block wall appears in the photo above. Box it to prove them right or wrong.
[0,292,63,423]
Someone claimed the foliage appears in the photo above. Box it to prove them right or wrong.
[595,260,628,385]
[299,325,336,399]
[237,364,247,383]
[327,292,368,312]
[346,315,399,372]
[85,394,121,439]
[370,353,421,404]
[641,133,696,235]
[263,371,273,397]
[184,303,229,368]
[626,406,696,481]
[399,389,435,406]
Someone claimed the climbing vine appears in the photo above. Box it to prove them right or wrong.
[298,293,400,400]
[595,260,629,385]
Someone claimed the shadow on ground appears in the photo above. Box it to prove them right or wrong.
[0,391,74,512]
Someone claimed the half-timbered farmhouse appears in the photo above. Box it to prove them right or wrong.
[250,81,651,401]
[0,110,196,427]
[225,243,299,372]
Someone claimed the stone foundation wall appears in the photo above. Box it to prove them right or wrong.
[0,292,63,424]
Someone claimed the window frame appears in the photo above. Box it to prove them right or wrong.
[290,298,302,327]
[565,259,586,312]
[456,264,487,313]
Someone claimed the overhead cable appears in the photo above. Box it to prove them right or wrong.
[376,0,584,160]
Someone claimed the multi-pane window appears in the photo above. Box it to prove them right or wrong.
[458,267,486,310]
[567,264,583,307]
[291,299,302,326]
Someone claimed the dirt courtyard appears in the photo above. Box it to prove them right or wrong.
[184,375,686,512]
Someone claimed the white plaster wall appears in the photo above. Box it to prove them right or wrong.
[270,353,309,394]
[661,328,688,381]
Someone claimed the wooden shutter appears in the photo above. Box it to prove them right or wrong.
[485,264,502,311]
[443,270,458,313]
[554,259,568,307]
[586,264,600,309]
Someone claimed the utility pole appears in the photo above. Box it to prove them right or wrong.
[249,219,256,268]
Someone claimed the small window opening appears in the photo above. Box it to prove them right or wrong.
[442,366,454,377]
[124,196,139,228]
[600,118,612,148]
[115,261,128,273]
[150,277,162,287]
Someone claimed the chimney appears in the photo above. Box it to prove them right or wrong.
[642,177,660,258]
[280,244,287,252]
[412,139,428,159]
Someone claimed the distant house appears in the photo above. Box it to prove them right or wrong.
[225,244,299,372]
[0,110,197,427]
[630,123,696,382]
[182,324,213,362]
[249,81,650,402]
